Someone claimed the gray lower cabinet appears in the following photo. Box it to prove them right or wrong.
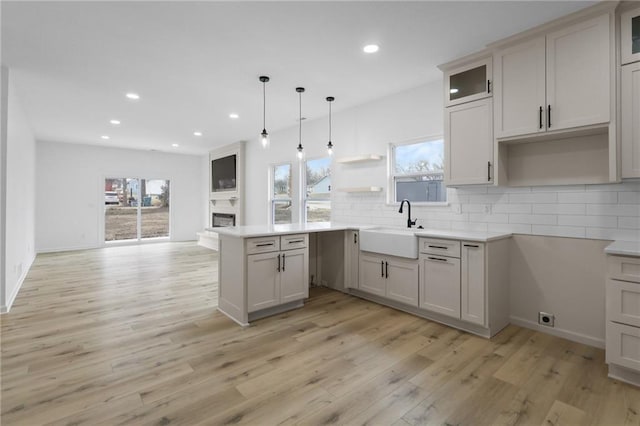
[359,252,419,307]
[420,254,461,318]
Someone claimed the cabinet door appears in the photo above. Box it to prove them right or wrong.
[280,248,309,304]
[420,255,461,318]
[546,14,611,131]
[606,321,640,371]
[359,253,385,297]
[385,257,419,307]
[445,57,492,107]
[345,231,360,289]
[461,242,486,326]
[494,37,546,138]
[445,98,493,185]
[622,62,640,178]
[247,252,280,313]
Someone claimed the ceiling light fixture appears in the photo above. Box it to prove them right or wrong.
[193,131,203,136]
[125,93,140,100]
[296,87,305,160]
[326,96,335,156]
[229,113,239,119]
[110,119,121,125]
[259,76,270,148]
[363,44,379,53]
[172,143,179,148]
[101,135,110,140]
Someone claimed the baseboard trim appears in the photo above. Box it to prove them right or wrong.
[1,252,35,314]
[510,315,604,349]
[37,243,99,254]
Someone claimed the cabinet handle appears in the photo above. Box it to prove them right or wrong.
[385,262,389,279]
[547,105,551,128]
[487,79,491,94]
[539,106,543,129]
[487,161,491,182]
[464,244,479,248]
[428,245,448,250]
[381,261,384,277]
[256,242,274,247]
[287,239,304,244]
[354,233,358,244]
[282,253,285,272]
[428,256,448,262]
[277,254,281,272]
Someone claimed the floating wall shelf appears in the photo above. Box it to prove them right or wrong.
[336,186,383,193]
[336,154,383,164]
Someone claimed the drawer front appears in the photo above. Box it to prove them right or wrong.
[281,233,308,250]
[246,236,280,254]
[608,255,640,283]
[607,279,640,328]
[606,321,640,372]
[419,238,461,258]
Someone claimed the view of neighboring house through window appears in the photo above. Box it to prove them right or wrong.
[305,157,331,222]
[104,178,170,242]
[390,137,446,203]
[271,163,292,224]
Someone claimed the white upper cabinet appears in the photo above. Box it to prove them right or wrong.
[546,14,611,131]
[621,6,640,65]
[622,62,640,178]
[444,58,492,107]
[494,37,546,138]
[494,13,611,139]
[445,97,493,185]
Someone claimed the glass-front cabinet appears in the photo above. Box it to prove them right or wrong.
[622,6,640,65]
[444,57,492,107]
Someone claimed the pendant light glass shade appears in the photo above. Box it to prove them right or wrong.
[296,87,305,160]
[259,76,270,148]
[326,96,335,155]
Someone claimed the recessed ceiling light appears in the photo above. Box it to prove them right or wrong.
[363,44,379,53]
[193,131,203,136]
[449,88,459,94]
[125,93,140,100]
[172,143,179,148]
[229,113,239,119]
[110,119,121,125]
[101,135,110,140]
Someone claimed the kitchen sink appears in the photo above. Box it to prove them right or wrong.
[359,227,418,259]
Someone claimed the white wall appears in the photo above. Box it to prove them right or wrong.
[2,69,37,312]
[36,142,205,252]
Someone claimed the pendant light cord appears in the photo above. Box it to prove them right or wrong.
[263,81,266,130]
[329,101,332,142]
[299,91,302,146]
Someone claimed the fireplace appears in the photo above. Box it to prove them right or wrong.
[212,213,236,228]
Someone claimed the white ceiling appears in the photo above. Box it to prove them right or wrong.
[2,1,595,155]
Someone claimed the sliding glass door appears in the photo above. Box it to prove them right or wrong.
[104,178,170,243]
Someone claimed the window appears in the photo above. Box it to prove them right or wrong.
[390,137,446,203]
[304,157,331,222]
[270,163,292,224]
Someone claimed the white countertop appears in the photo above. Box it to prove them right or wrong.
[210,222,511,242]
[605,240,640,257]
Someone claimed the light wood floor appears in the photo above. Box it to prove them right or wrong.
[1,242,639,425]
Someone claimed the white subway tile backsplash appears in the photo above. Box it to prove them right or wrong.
[587,182,640,192]
[492,203,533,214]
[468,213,510,223]
[532,184,585,192]
[619,217,640,230]
[532,204,586,215]
[586,204,640,216]
[451,221,488,232]
[487,186,532,194]
[509,214,557,225]
[468,193,509,204]
[619,192,640,204]
[557,215,617,228]
[531,225,586,238]
[508,192,558,204]
[558,192,618,204]
[487,223,532,234]
[586,228,640,241]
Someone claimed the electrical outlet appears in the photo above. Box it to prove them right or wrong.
[452,204,462,214]
[538,312,555,327]
[484,204,492,214]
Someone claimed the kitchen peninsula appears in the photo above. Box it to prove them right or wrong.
[215,222,511,338]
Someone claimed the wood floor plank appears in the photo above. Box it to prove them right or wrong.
[1,242,639,425]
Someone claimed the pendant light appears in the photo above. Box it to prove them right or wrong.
[259,76,270,148]
[326,96,335,155]
[296,87,305,160]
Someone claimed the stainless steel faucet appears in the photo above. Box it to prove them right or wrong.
[398,199,417,228]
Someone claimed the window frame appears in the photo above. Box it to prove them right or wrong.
[387,135,448,206]
[269,162,293,225]
[302,155,332,223]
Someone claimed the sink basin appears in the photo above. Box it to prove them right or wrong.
[359,227,418,259]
